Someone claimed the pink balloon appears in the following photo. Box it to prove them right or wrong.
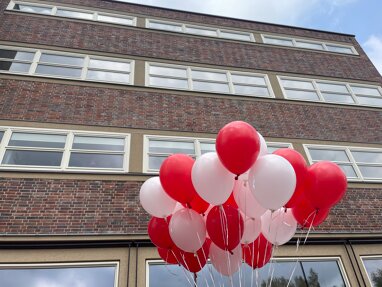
[209,243,242,276]
[241,216,262,244]
[261,208,297,245]
[169,208,206,253]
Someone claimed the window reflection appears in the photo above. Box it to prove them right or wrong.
[363,257,382,287]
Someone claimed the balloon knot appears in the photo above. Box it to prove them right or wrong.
[235,175,239,180]
[186,203,192,209]
[202,213,205,217]
[228,249,234,255]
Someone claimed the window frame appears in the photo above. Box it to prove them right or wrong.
[145,18,256,42]
[303,144,382,182]
[7,0,137,26]
[261,34,358,55]
[360,255,382,287]
[278,75,382,108]
[0,45,135,85]
[145,62,275,98]
[0,126,131,173]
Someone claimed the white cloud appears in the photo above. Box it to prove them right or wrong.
[363,35,382,75]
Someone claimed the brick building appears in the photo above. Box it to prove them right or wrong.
[0,0,381,286]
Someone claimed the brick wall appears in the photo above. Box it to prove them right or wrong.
[0,178,380,234]
[1,79,381,144]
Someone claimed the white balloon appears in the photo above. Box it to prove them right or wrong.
[241,216,262,244]
[233,179,267,219]
[249,154,296,210]
[210,243,242,276]
[192,152,235,205]
[258,132,268,156]
[261,208,297,245]
[169,208,206,253]
[139,177,176,218]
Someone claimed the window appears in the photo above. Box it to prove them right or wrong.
[304,144,382,182]
[0,46,134,85]
[146,19,255,42]
[7,1,136,26]
[362,256,382,287]
[262,34,358,55]
[0,127,130,173]
[0,262,118,287]
[147,258,348,287]
[279,76,382,108]
[146,63,274,98]
[143,135,292,172]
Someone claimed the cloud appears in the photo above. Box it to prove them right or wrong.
[363,35,382,75]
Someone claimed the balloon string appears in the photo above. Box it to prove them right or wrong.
[194,251,210,287]
[303,211,317,245]
[286,237,301,287]
[172,250,196,287]
[267,246,277,287]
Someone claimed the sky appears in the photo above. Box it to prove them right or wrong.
[118,0,382,75]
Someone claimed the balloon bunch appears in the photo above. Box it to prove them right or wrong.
[140,121,348,277]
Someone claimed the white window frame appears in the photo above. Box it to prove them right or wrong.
[0,45,135,85]
[146,18,256,42]
[303,144,382,182]
[261,34,358,55]
[360,255,382,287]
[7,0,137,26]
[278,75,382,108]
[0,261,119,287]
[0,126,131,173]
[143,135,292,173]
[146,256,350,287]
[145,62,275,98]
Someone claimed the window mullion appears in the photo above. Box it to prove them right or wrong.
[312,80,325,102]
[346,148,364,181]
[346,84,360,104]
[6,0,15,10]
[30,50,41,75]
[61,132,74,170]
[51,6,57,15]
[227,71,235,94]
[187,67,193,90]
[81,55,90,80]
[194,139,202,158]
[0,129,12,166]
[93,11,98,21]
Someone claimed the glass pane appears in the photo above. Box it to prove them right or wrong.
[149,76,188,89]
[326,44,354,54]
[149,66,187,78]
[301,260,346,287]
[308,148,349,162]
[358,166,382,179]
[89,59,130,72]
[35,65,82,78]
[281,79,314,90]
[193,81,230,93]
[149,21,183,32]
[98,15,133,25]
[9,133,66,148]
[149,140,195,154]
[321,92,355,104]
[356,96,382,107]
[231,74,266,85]
[363,258,382,287]
[317,82,349,93]
[39,54,84,66]
[2,150,62,166]
[352,151,382,164]
[234,85,270,96]
[0,61,30,73]
[69,153,123,168]
[0,265,116,287]
[350,86,381,97]
[191,70,227,81]
[56,9,94,20]
[267,144,290,154]
[148,155,167,170]
[295,41,324,50]
[13,4,52,14]
[87,70,130,83]
[338,164,357,178]
[200,142,215,154]
[185,26,217,37]
[73,136,124,151]
[0,50,34,61]
[285,89,319,100]
[264,37,294,46]
[220,31,251,41]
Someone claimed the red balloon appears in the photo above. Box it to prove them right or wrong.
[178,239,211,273]
[216,121,260,176]
[305,161,347,209]
[273,149,308,208]
[206,205,244,251]
[223,192,238,209]
[182,193,210,214]
[157,247,180,264]
[148,216,174,249]
[292,197,330,228]
[242,234,273,269]
[160,154,197,204]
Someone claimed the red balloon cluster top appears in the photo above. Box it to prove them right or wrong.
[139,121,348,277]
